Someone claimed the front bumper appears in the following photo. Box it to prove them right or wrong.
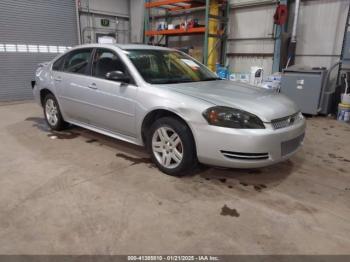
[193,118,306,168]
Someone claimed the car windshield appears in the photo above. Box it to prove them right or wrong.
[125,49,220,84]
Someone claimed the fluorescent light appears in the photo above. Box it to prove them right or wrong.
[39,45,48,53]
[28,45,38,53]
[49,46,58,53]
[1,43,71,53]
[5,44,16,52]
[17,44,28,52]
[58,46,67,53]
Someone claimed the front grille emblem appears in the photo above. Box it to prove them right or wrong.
[272,113,298,129]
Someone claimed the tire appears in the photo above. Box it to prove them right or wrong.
[147,117,197,176]
[43,93,68,131]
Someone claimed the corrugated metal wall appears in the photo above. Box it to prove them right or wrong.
[227,0,349,77]
[0,0,78,101]
[292,0,348,68]
[79,0,129,17]
[227,1,275,75]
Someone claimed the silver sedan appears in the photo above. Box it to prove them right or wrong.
[33,44,306,176]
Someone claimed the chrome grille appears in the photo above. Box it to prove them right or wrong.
[271,112,300,130]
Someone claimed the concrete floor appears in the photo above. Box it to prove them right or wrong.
[0,101,350,255]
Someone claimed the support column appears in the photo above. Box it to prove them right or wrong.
[272,0,288,73]
[207,0,219,72]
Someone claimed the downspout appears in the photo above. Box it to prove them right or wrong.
[291,0,300,43]
[75,0,82,44]
[286,0,300,68]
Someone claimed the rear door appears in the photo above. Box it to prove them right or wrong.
[56,48,94,123]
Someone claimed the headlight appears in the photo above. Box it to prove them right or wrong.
[203,106,265,129]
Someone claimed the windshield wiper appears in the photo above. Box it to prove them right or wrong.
[202,77,222,81]
[163,79,195,84]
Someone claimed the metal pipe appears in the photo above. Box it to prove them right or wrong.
[75,0,82,44]
[227,37,275,41]
[295,54,341,57]
[79,9,130,19]
[325,61,341,93]
[230,0,316,10]
[226,52,274,57]
[203,0,210,65]
[291,0,301,43]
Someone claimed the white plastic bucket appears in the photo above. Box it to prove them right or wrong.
[337,103,350,124]
[341,93,350,105]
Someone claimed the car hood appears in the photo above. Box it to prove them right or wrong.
[160,80,299,122]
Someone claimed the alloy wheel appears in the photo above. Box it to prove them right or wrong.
[152,127,183,169]
[45,98,58,126]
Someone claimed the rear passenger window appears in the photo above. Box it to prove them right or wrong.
[52,55,65,71]
[63,49,92,75]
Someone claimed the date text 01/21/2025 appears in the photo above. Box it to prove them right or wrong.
[127,256,220,261]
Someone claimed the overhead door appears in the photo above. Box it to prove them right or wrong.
[0,0,78,101]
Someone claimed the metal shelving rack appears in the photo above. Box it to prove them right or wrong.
[143,0,230,71]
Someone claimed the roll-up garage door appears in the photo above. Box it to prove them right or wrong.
[0,0,78,101]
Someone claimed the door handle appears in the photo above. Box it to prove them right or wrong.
[88,83,98,90]
[54,76,62,82]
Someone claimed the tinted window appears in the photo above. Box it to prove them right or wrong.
[63,49,92,75]
[52,55,65,71]
[92,48,126,79]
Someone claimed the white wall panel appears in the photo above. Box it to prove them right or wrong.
[228,5,275,40]
[291,0,348,68]
[228,40,274,54]
[80,0,129,17]
[79,0,130,44]
[227,3,275,75]
[227,0,348,75]
[228,57,273,75]
[80,13,129,44]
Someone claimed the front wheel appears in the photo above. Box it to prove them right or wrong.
[148,117,197,176]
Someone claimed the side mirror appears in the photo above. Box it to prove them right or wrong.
[105,70,130,83]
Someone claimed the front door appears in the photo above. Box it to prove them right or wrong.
[82,48,137,137]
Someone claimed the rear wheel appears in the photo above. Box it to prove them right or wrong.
[43,93,68,131]
[148,117,197,176]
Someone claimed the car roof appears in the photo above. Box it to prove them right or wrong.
[71,43,173,51]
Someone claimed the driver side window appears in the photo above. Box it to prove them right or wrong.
[92,48,126,79]
[63,49,92,75]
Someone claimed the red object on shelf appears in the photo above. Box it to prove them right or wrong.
[145,27,206,36]
[273,4,288,25]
